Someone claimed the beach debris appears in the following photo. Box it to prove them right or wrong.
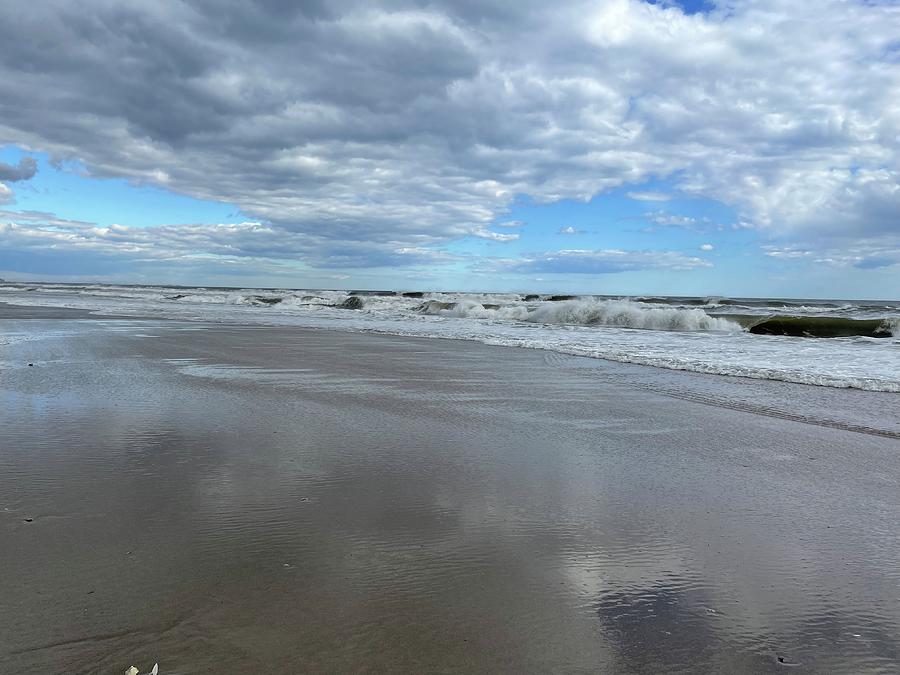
[775,655,801,667]
[124,663,158,675]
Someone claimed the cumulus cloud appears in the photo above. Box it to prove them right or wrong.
[0,183,12,204]
[0,0,897,273]
[0,157,37,182]
[558,226,582,235]
[700,243,714,251]
[489,248,711,275]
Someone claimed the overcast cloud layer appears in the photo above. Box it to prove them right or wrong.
[1,0,898,280]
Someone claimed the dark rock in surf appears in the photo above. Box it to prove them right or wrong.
[748,316,892,338]
[548,295,577,301]
[338,296,365,310]
[523,294,540,301]
[254,296,283,306]
[402,291,425,298]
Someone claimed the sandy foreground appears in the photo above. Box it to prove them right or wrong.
[2,305,899,674]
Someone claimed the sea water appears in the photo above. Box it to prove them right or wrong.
[1,282,898,392]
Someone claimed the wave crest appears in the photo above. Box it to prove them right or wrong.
[527,300,741,331]
[420,298,742,332]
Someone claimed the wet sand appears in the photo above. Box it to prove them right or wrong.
[2,308,900,673]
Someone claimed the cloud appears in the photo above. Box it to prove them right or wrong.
[488,248,711,275]
[472,228,520,242]
[699,243,714,251]
[0,210,457,273]
[0,209,728,284]
[627,191,671,202]
[762,246,814,260]
[645,212,697,229]
[640,210,711,233]
[0,157,37,182]
[558,225,582,235]
[763,239,900,269]
[496,220,526,228]
[0,0,898,272]
[0,157,36,203]
[853,257,895,270]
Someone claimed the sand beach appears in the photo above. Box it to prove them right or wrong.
[2,305,900,673]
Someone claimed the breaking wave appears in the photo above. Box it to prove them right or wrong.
[419,298,742,332]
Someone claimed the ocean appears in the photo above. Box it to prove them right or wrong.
[2,281,899,392]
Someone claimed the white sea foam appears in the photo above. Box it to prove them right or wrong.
[526,299,741,331]
[420,298,741,331]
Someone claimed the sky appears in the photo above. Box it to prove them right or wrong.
[0,0,898,298]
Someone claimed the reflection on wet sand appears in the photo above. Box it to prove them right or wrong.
[595,577,900,673]
[2,315,899,673]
